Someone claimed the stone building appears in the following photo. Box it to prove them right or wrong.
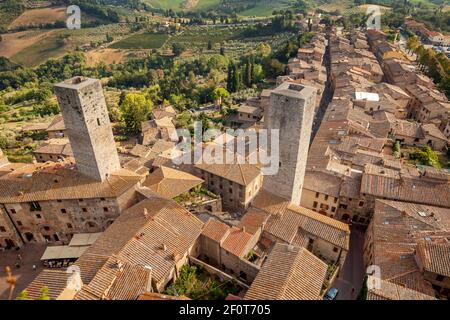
[0,204,23,249]
[263,82,317,206]
[244,242,327,300]
[22,194,204,299]
[0,77,145,248]
[301,170,342,218]
[415,242,450,298]
[360,164,450,216]
[193,162,262,212]
[236,104,263,124]
[251,191,350,267]
[54,77,121,182]
[198,218,260,283]
[364,199,449,299]
[45,114,66,139]
[0,161,141,246]
[33,138,73,163]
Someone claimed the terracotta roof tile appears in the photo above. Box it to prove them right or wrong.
[245,243,327,300]
[221,226,253,258]
[201,218,230,243]
[142,166,203,199]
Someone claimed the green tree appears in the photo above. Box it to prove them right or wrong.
[38,286,50,300]
[172,43,186,57]
[255,43,271,59]
[120,93,153,134]
[16,290,29,300]
[264,58,285,79]
[212,87,230,107]
[410,145,440,168]
[357,276,368,300]
[393,141,401,158]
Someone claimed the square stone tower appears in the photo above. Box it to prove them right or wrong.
[54,77,121,181]
[263,82,317,206]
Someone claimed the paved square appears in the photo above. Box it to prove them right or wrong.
[0,244,47,300]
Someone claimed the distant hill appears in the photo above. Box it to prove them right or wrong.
[142,0,300,15]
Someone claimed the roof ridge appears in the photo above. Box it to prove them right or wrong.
[238,163,247,185]
[385,269,417,282]
[275,248,298,299]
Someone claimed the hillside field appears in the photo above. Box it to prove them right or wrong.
[110,32,169,49]
[8,7,67,30]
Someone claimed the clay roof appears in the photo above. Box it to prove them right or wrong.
[367,276,436,300]
[237,104,261,115]
[74,256,151,300]
[194,162,260,186]
[221,226,253,258]
[22,123,49,132]
[303,170,342,197]
[253,191,350,250]
[24,269,71,300]
[415,242,450,278]
[391,121,424,139]
[0,162,142,203]
[368,199,450,296]
[129,144,152,158]
[24,194,204,299]
[79,195,203,283]
[421,124,447,141]
[142,166,203,199]
[237,208,270,235]
[46,114,66,132]
[361,164,450,208]
[245,243,327,300]
[34,139,73,156]
[152,105,176,120]
[201,218,230,243]
[251,189,290,216]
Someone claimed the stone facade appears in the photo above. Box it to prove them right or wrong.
[263,82,317,206]
[54,77,121,181]
[194,167,263,211]
[262,229,346,267]
[301,189,340,218]
[1,185,138,246]
[0,205,24,249]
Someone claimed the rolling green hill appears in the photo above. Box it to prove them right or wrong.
[142,0,300,15]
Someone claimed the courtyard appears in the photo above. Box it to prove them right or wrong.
[0,244,46,300]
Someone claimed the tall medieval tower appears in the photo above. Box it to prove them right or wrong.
[263,82,317,206]
[54,77,121,181]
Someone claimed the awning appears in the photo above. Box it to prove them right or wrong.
[68,232,102,247]
[40,245,88,261]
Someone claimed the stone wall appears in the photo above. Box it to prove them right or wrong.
[54,78,121,182]
[0,205,23,249]
[263,82,317,206]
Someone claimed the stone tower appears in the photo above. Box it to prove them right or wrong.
[263,82,317,206]
[54,77,121,181]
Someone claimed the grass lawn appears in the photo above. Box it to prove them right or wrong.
[110,32,169,49]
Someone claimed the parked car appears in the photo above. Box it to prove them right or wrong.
[324,288,339,300]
